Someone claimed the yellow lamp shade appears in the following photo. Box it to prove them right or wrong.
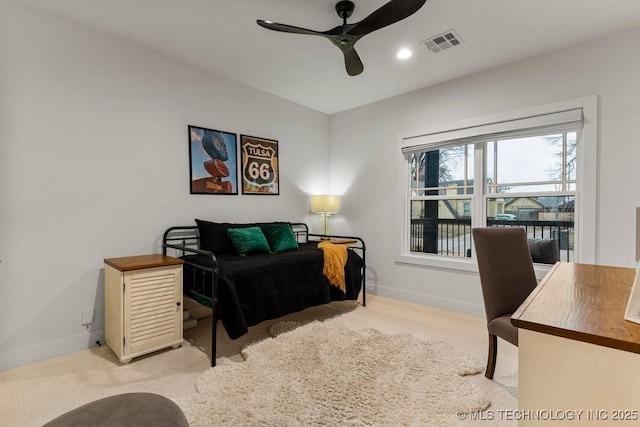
[310,195,340,214]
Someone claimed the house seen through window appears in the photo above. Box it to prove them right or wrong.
[408,131,577,262]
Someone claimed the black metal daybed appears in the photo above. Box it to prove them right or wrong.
[162,220,366,366]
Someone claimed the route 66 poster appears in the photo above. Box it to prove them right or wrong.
[240,135,279,195]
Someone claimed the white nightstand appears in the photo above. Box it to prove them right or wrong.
[104,254,184,363]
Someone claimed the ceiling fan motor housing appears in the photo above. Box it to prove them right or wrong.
[336,1,355,19]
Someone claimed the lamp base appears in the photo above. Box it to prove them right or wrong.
[318,213,332,235]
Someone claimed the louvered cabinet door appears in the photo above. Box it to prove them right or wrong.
[104,255,183,364]
[123,265,183,358]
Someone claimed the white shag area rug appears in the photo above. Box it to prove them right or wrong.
[179,321,490,426]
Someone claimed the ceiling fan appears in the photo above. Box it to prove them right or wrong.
[257,0,427,76]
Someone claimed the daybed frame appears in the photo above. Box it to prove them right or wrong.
[162,223,366,366]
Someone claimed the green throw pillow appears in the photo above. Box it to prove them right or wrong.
[226,227,271,256]
[260,223,299,253]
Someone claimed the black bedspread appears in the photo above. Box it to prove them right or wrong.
[181,242,363,339]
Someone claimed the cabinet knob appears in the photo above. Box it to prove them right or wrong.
[176,302,181,307]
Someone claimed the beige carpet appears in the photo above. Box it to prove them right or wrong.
[0,295,518,426]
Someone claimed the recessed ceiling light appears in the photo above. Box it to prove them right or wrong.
[396,48,412,60]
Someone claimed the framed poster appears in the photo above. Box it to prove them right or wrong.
[240,135,279,195]
[189,125,238,194]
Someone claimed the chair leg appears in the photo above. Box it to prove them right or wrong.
[485,333,497,379]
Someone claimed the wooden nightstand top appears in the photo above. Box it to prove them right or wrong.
[104,254,183,272]
[328,238,359,244]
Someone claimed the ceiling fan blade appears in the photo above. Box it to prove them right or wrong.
[348,0,427,36]
[257,20,325,37]
[342,47,364,76]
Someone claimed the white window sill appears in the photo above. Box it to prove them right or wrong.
[395,252,554,280]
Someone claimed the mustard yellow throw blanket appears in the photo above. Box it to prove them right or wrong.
[317,241,347,292]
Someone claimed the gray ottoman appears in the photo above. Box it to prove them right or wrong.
[43,392,189,427]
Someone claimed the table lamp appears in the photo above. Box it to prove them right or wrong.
[311,195,340,235]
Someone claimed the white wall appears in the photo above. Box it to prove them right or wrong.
[0,1,330,370]
[329,26,640,316]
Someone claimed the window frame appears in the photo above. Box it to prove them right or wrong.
[395,96,598,277]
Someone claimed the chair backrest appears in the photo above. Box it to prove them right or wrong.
[527,238,560,264]
[473,227,538,323]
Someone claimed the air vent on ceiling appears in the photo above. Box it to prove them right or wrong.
[421,30,463,53]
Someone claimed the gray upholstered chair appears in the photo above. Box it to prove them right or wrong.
[472,227,538,379]
[527,238,560,264]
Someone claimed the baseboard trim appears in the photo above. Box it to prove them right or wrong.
[0,329,105,371]
[367,285,485,317]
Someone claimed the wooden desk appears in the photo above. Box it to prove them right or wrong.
[512,262,640,426]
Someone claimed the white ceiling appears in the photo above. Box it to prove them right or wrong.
[15,0,640,114]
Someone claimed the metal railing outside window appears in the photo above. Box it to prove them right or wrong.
[410,218,574,261]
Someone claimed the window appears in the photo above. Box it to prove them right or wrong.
[397,96,598,272]
[409,144,474,257]
[409,132,576,261]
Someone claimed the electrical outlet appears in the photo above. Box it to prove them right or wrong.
[81,309,94,326]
